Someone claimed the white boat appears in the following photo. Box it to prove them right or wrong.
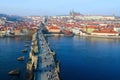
[21,48,28,53]
[24,44,29,47]
[17,56,25,61]
[8,68,20,75]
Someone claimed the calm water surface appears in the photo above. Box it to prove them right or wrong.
[48,36,120,80]
[0,37,30,80]
[0,36,120,80]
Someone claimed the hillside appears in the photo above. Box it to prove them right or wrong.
[0,13,24,21]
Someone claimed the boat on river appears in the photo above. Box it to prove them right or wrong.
[17,56,25,61]
[25,41,30,43]
[24,44,29,47]
[21,48,28,53]
[62,29,74,36]
[8,68,20,76]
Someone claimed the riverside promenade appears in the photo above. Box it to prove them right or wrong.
[26,23,60,80]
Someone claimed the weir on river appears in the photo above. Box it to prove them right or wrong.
[26,22,60,80]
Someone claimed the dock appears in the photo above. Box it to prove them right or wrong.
[26,22,60,80]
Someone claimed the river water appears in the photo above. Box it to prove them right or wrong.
[0,37,30,80]
[0,36,120,80]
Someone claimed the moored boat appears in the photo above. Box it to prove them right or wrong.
[25,41,30,43]
[24,44,29,47]
[2,34,7,38]
[21,48,28,53]
[62,29,74,36]
[8,68,20,76]
[17,56,25,61]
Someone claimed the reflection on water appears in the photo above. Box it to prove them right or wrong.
[73,36,120,43]
[0,37,31,80]
[48,36,120,80]
[0,36,120,80]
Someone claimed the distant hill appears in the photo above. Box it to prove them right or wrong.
[0,13,24,21]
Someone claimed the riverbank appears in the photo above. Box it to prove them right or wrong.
[0,35,32,38]
[1,33,120,39]
[44,33,64,37]
[80,35,120,39]
[44,33,120,39]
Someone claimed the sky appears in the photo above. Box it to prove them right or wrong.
[0,0,120,16]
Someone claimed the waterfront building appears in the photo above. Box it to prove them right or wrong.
[87,15,114,20]
[71,27,80,35]
[0,27,6,37]
[83,26,96,34]
[14,28,21,35]
[91,29,119,36]
[0,30,6,37]
[46,25,61,33]
[114,27,120,35]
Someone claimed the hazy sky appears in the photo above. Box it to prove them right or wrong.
[0,0,120,16]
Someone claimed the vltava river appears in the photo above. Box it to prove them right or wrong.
[48,36,120,80]
[0,36,120,80]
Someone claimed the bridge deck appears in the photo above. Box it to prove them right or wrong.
[35,26,59,80]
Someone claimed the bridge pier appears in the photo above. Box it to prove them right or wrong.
[26,33,39,80]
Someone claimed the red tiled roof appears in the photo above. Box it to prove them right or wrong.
[48,26,60,30]
[86,26,96,28]
[93,30,118,33]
